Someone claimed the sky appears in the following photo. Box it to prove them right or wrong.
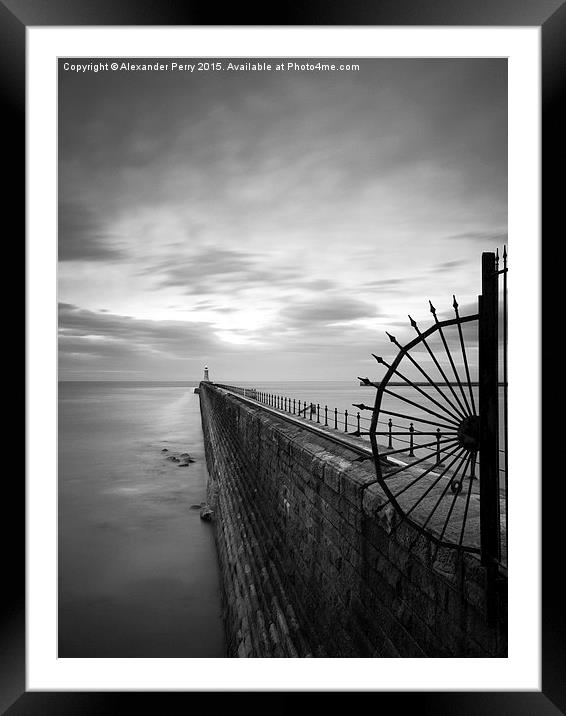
[58,58,507,382]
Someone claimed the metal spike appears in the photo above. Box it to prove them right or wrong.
[408,315,417,329]
[503,244,507,260]
[371,354,385,364]
[386,331,397,344]
[352,402,370,411]
[429,300,436,315]
[452,295,459,310]
[357,376,371,385]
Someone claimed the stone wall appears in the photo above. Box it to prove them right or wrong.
[199,382,507,658]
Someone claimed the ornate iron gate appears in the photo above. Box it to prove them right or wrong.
[357,250,507,573]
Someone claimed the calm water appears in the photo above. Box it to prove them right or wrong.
[58,381,225,657]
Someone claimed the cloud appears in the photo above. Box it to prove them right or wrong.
[429,259,468,272]
[361,276,429,294]
[300,279,338,291]
[278,296,380,329]
[58,303,221,363]
[58,201,125,262]
[145,247,301,296]
[447,230,508,245]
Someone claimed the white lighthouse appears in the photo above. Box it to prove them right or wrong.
[203,364,210,382]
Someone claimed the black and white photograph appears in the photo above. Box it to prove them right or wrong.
[57,56,509,659]
[2,0,558,705]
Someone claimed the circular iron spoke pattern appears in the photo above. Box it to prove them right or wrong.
[364,297,481,556]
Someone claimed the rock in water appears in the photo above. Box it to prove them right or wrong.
[200,506,214,522]
[179,453,196,463]
[161,448,168,452]
[166,455,179,462]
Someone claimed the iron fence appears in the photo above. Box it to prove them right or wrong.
[249,390,471,465]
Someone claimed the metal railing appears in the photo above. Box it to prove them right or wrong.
[248,391,465,467]
[240,386,507,481]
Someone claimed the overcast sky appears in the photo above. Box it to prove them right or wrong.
[58,58,507,382]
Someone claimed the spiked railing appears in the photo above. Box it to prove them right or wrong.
[362,250,507,578]
[251,392,373,438]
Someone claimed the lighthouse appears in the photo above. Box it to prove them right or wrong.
[203,364,210,382]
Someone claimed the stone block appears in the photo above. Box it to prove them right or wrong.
[339,464,377,508]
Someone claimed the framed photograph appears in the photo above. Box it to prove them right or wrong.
[10,0,558,711]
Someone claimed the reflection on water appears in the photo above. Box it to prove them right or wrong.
[58,382,225,657]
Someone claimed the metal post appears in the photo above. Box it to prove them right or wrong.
[316,404,320,423]
[357,412,361,433]
[324,406,328,426]
[293,398,296,414]
[345,410,349,432]
[479,251,500,623]
[334,408,338,429]
[388,418,393,449]
[409,422,414,456]
[435,428,443,466]
[309,402,313,420]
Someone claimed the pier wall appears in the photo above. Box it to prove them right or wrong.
[199,382,507,658]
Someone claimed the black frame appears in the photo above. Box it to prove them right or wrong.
[10,0,558,711]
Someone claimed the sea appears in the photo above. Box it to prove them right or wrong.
[58,380,225,657]
[58,379,506,657]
